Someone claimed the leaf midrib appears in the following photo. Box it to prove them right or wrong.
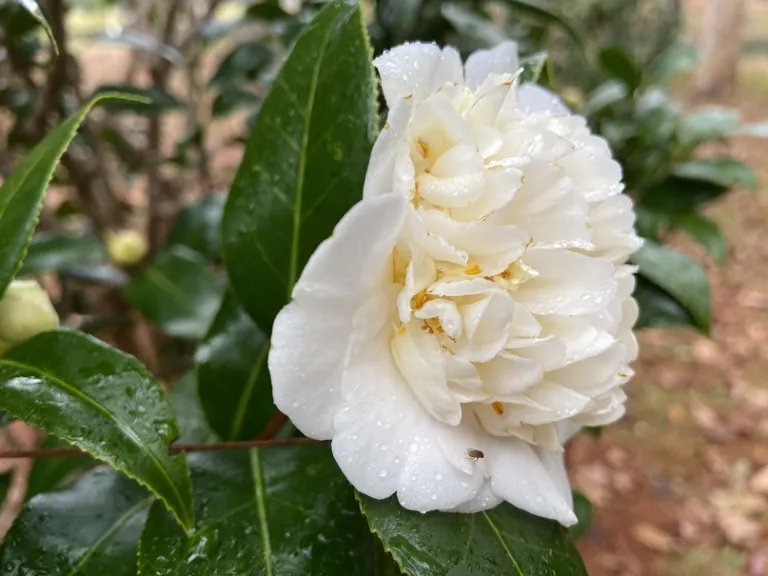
[0,358,188,525]
[481,511,526,576]
[286,14,338,293]
[228,346,268,441]
[251,449,273,576]
[65,497,152,576]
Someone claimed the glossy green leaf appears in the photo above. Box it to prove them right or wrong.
[505,0,583,50]
[359,495,587,575]
[631,241,710,333]
[570,492,593,540]
[166,194,226,262]
[1,467,150,574]
[209,43,273,87]
[245,0,290,21]
[675,213,727,265]
[634,275,696,329]
[648,43,698,83]
[196,289,273,441]
[0,330,194,530]
[440,4,506,50]
[674,157,757,191]
[378,0,422,42]
[599,45,642,91]
[91,85,183,115]
[678,107,741,148]
[0,93,132,298]
[639,176,728,215]
[222,0,377,332]
[25,436,94,500]
[124,246,225,340]
[212,87,261,117]
[20,231,107,275]
[14,0,58,54]
[169,372,215,444]
[138,445,374,575]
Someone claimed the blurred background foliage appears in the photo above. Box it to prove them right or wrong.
[0,0,766,571]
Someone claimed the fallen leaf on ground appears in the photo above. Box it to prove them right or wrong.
[632,523,676,552]
[748,466,768,494]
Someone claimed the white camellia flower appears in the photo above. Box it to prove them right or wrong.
[269,41,642,525]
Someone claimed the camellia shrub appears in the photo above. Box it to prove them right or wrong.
[0,0,762,574]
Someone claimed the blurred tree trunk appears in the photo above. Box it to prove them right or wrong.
[696,0,746,99]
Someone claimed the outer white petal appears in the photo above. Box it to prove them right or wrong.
[465,41,520,90]
[375,43,463,106]
[364,100,414,199]
[333,293,484,511]
[515,249,617,316]
[269,195,407,439]
[485,437,578,525]
[516,83,570,116]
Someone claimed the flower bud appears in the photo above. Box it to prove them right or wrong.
[0,280,59,353]
[106,229,148,266]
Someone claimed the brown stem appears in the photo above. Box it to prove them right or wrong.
[0,437,319,460]
[255,412,288,440]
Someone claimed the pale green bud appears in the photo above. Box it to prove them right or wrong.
[0,280,59,352]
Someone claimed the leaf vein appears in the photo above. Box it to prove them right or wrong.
[251,449,273,576]
[481,511,526,576]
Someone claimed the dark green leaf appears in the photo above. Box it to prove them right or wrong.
[25,436,93,500]
[673,157,758,191]
[0,330,194,530]
[138,445,373,575]
[0,467,150,575]
[168,372,214,444]
[209,43,273,87]
[195,289,273,441]
[359,495,587,575]
[246,0,290,20]
[675,213,727,265]
[648,43,699,83]
[222,0,377,332]
[211,86,261,117]
[519,51,548,85]
[0,93,132,298]
[599,46,642,91]
[20,231,107,275]
[631,241,710,332]
[505,0,583,51]
[634,275,696,329]
[91,85,183,115]
[378,0,422,42]
[570,492,593,540]
[124,246,225,340]
[166,194,226,262]
[678,107,741,148]
[639,176,729,215]
[14,0,58,54]
[440,4,506,50]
